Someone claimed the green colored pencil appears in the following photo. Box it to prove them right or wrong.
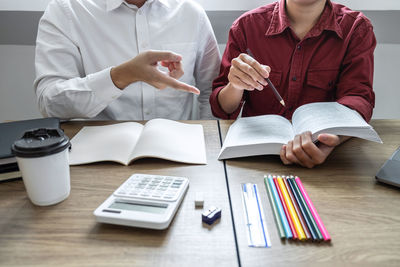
[264,176,285,239]
[289,177,323,241]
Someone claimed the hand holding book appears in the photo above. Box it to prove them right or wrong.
[280,131,345,168]
[218,102,382,168]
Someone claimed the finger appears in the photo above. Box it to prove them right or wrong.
[169,62,184,79]
[280,145,292,165]
[173,61,183,73]
[301,131,325,158]
[160,61,171,68]
[239,53,269,80]
[147,50,182,62]
[229,75,255,91]
[161,60,182,70]
[285,140,300,165]
[230,62,263,90]
[157,73,200,94]
[292,134,315,168]
[169,69,184,79]
[261,64,271,73]
[234,56,267,87]
[317,133,341,147]
[300,132,326,166]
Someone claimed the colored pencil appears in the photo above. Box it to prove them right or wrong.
[273,177,298,240]
[264,176,285,239]
[264,175,292,238]
[267,176,292,239]
[290,176,323,241]
[283,177,311,240]
[287,177,320,241]
[295,176,331,241]
[277,176,306,240]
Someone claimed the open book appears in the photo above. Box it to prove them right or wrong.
[218,102,382,160]
[69,119,206,165]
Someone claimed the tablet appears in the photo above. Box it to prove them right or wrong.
[375,146,400,188]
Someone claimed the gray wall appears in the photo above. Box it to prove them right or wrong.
[1,3,400,121]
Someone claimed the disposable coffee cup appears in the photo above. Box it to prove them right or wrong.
[12,128,71,206]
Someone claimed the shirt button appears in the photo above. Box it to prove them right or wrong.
[138,10,142,15]
[297,45,301,50]
[292,76,297,81]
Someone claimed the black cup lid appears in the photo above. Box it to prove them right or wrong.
[12,128,70,158]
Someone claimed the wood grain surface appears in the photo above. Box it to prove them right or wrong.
[0,120,237,267]
[219,119,400,267]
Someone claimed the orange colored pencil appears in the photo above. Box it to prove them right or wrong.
[273,177,298,240]
[277,176,306,240]
[283,177,311,240]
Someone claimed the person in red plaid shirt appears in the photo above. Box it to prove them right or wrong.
[210,0,376,168]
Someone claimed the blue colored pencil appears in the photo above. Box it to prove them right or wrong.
[267,176,292,238]
[287,177,318,241]
[264,176,285,239]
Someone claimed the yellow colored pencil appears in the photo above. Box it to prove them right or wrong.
[277,176,306,240]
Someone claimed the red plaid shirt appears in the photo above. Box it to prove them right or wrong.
[210,0,376,121]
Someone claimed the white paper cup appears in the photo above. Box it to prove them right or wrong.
[12,128,71,206]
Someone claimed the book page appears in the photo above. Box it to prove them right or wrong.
[69,122,143,165]
[292,102,382,142]
[218,115,294,159]
[129,119,206,164]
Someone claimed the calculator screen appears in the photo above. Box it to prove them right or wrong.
[109,202,167,214]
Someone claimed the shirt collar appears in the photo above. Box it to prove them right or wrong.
[266,0,343,39]
[106,0,124,11]
[106,0,170,12]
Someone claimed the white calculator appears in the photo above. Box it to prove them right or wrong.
[94,173,189,230]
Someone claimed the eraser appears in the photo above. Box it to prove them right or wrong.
[202,206,221,225]
[195,192,204,208]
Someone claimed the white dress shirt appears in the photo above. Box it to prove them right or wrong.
[34,0,221,120]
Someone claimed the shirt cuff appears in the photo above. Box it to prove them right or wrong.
[86,67,122,103]
[210,86,242,119]
[337,96,373,122]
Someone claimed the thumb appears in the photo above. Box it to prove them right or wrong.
[317,133,340,147]
[147,50,182,62]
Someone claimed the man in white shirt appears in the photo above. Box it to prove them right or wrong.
[34,0,221,120]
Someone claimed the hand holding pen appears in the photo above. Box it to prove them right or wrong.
[227,49,285,107]
[246,49,285,107]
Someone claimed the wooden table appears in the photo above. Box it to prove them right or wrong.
[0,120,238,266]
[1,119,399,266]
[219,119,400,266]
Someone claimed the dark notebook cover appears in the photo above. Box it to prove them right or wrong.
[0,118,60,161]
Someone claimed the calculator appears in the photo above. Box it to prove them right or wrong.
[94,173,189,229]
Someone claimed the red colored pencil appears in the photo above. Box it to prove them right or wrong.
[283,177,311,240]
[273,177,298,240]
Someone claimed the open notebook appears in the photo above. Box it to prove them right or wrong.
[69,119,207,165]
